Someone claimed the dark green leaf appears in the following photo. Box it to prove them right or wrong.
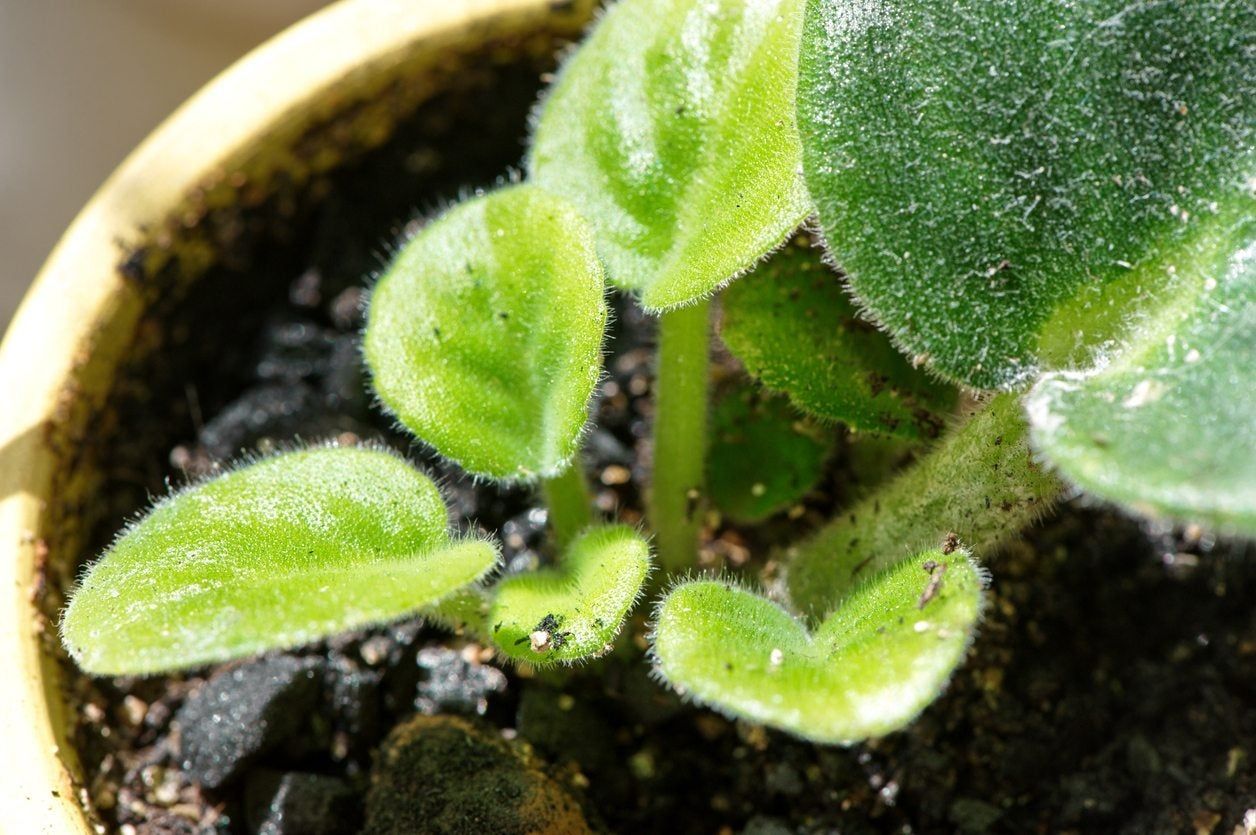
[708,388,834,522]
[1028,220,1256,535]
[799,0,1254,389]
[721,238,955,438]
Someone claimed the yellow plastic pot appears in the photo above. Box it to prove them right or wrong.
[0,1,592,830]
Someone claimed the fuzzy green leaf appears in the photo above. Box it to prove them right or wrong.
[489,525,651,665]
[798,0,1255,389]
[365,185,607,480]
[1027,223,1256,535]
[721,239,955,438]
[653,548,983,744]
[708,388,833,523]
[61,447,498,675]
[529,0,810,310]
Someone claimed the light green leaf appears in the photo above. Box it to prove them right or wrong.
[708,388,833,523]
[489,525,651,665]
[61,446,498,675]
[529,0,810,310]
[721,238,955,438]
[653,547,983,744]
[365,185,607,480]
[798,0,1255,389]
[1027,222,1256,535]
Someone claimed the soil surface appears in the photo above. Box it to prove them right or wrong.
[57,49,1256,835]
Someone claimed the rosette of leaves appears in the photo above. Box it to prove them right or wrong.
[59,0,1255,757]
[530,0,810,309]
[62,446,499,674]
[652,545,983,744]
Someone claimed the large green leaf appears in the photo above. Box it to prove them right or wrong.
[798,0,1254,389]
[1027,220,1256,535]
[62,446,498,674]
[653,547,983,744]
[708,387,834,523]
[721,238,955,438]
[489,525,651,665]
[365,185,606,480]
[529,0,810,310]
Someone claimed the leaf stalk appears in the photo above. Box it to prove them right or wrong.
[787,393,1063,617]
[542,462,594,548]
[649,299,712,574]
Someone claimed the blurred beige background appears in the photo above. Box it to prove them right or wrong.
[0,0,329,332]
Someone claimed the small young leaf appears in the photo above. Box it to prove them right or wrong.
[721,239,955,438]
[708,388,833,523]
[1027,225,1256,535]
[61,446,498,675]
[529,0,810,310]
[798,0,1254,389]
[365,185,607,480]
[489,525,651,665]
[653,548,983,744]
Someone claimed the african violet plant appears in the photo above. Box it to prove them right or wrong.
[63,0,1253,750]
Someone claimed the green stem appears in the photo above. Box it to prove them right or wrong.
[543,462,593,548]
[787,393,1063,618]
[650,299,712,574]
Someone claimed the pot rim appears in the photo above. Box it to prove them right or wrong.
[0,0,587,829]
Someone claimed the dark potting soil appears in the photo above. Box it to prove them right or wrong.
[60,50,1255,835]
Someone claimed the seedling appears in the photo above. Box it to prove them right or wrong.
[64,0,1251,761]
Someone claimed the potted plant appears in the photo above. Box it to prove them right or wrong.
[4,0,1253,832]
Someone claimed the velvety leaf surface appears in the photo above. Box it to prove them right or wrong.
[721,238,955,438]
[529,0,810,310]
[1027,221,1256,535]
[490,525,651,665]
[798,0,1255,389]
[365,185,607,480]
[62,447,498,674]
[708,388,833,523]
[653,548,982,744]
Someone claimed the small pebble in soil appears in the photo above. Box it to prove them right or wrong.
[196,383,321,460]
[244,770,359,835]
[255,316,337,382]
[175,656,321,789]
[323,655,384,758]
[414,645,507,716]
